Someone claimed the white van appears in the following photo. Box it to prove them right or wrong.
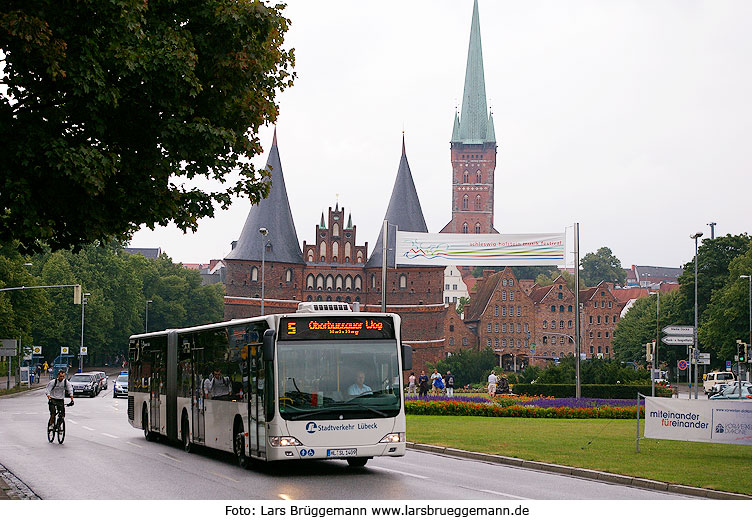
[703,371,735,395]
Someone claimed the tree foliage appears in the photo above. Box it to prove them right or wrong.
[580,247,626,286]
[534,357,650,385]
[0,0,295,251]
[432,348,498,387]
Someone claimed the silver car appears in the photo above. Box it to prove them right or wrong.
[709,382,752,400]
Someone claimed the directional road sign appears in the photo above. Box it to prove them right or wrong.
[662,335,694,345]
[662,325,694,336]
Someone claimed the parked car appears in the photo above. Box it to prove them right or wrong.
[69,373,99,397]
[709,382,752,400]
[113,373,128,398]
[93,371,108,391]
[703,371,735,396]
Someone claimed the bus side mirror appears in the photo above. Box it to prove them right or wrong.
[262,329,275,362]
[401,344,412,371]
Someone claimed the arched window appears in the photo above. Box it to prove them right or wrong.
[251,267,258,281]
[344,242,351,261]
[306,274,314,289]
[371,274,376,288]
[475,195,482,210]
[476,170,482,184]
[560,320,564,329]
[356,251,363,263]
[345,275,353,291]
[463,171,469,183]
[559,305,565,312]
[399,274,407,289]
[354,276,362,291]
[326,275,334,291]
[501,291,507,301]
[543,336,548,344]
[332,223,339,237]
[285,269,292,283]
[316,274,325,290]
[319,241,327,261]
[462,195,469,210]
[332,241,339,261]
[462,223,468,234]
[335,275,343,291]
[307,250,314,262]
[475,223,481,234]
[543,321,548,329]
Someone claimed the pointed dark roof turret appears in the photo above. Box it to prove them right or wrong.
[225,135,304,264]
[319,212,326,229]
[366,139,428,268]
[454,0,493,145]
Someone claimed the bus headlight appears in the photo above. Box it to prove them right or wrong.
[269,436,303,447]
[378,432,405,443]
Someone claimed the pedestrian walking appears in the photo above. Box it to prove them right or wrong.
[487,371,498,398]
[407,372,417,397]
[445,370,455,397]
[418,370,429,397]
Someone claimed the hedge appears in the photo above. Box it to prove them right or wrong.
[405,399,643,419]
[511,383,672,399]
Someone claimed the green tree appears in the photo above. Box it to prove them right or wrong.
[535,357,649,385]
[676,234,752,328]
[535,268,581,291]
[612,290,686,371]
[580,247,627,286]
[433,348,498,387]
[698,245,752,366]
[1,0,295,251]
[456,296,470,316]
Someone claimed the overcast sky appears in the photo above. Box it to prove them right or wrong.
[130,0,752,271]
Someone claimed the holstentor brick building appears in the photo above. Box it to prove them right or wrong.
[223,1,624,374]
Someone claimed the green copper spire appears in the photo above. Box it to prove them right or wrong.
[319,213,326,229]
[456,0,491,145]
[487,111,496,143]
[346,213,353,229]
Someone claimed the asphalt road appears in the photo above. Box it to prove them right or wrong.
[0,386,693,501]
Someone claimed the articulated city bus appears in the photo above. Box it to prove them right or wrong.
[127,302,411,467]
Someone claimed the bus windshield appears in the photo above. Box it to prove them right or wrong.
[276,340,401,420]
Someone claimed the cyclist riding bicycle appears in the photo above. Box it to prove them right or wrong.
[46,370,74,426]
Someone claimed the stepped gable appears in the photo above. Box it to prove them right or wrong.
[464,269,503,323]
[366,137,429,268]
[225,131,304,264]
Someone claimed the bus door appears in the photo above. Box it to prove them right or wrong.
[150,348,162,433]
[190,340,206,445]
[249,342,266,458]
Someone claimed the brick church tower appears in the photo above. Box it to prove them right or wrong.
[441,0,498,235]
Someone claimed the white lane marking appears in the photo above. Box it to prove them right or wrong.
[82,426,95,431]
[161,453,182,462]
[369,465,429,480]
[68,420,78,425]
[126,441,142,448]
[25,412,38,415]
[457,485,530,500]
[210,471,239,483]
[101,433,118,439]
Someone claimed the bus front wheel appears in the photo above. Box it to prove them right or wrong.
[234,422,251,469]
[347,457,368,467]
[143,408,155,441]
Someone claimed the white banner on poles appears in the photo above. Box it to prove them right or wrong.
[644,397,752,445]
[394,231,566,266]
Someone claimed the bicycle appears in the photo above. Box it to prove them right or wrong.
[47,401,74,444]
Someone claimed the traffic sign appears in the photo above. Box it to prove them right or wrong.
[61,346,69,354]
[33,346,42,355]
[697,352,710,360]
[677,359,688,370]
[662,335,694,345]
[80,346,88,356]
[662,325,694,336]
[727,361,732,371]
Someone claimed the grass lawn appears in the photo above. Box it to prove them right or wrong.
[407,415,752,496]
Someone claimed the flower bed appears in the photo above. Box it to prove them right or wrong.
[404,395,644,419]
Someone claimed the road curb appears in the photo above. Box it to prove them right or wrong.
[0,464,40,500]
[406,442,751,500]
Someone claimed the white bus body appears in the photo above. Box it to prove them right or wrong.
[127,304,410,467]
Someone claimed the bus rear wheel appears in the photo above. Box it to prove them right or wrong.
[181,416,193,453]
[234,422,251,469]
[143,408,155,441]
[347,457,368,467]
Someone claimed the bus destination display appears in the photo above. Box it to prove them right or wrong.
[279,316,395,341]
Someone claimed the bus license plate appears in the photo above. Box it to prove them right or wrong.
[327,448,357,457]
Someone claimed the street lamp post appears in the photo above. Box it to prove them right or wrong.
[145,300,153,333]
[650,290,660,397]
[259,227,268,316]
[691,232,703,399]
[80,292,90,373]
[740,275,751,385]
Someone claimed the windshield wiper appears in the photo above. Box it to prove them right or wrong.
[339,402,388,417]
[288,408,340,421]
